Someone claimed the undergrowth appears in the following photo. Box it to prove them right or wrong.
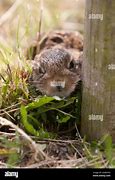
[0,47,115,168]
[0,62,81,138]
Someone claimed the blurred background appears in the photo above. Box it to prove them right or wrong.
[0,0,85,48]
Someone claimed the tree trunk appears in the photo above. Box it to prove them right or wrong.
[81,0,115,142]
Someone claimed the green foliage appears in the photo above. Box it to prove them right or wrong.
[57,115,70,123]
[0,135,22,167]
[0,48,81,138]
[7,153,20,168]
[98,134,114,166]
[103,134,112,162]
[21,105,39,136]
[26,96,54,110]
[20,95,79,138]
[88,134,115,168]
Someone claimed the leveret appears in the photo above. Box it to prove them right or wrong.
[29,47,82,97]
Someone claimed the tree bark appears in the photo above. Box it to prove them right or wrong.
[81,0,115,142]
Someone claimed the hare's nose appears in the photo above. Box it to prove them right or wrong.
[50,80,65,90]
[56,85,63,92]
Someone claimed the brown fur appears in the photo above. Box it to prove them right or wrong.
[30,47,82,97]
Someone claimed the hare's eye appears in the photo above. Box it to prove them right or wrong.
[68,60,75,70]
[51,37,63,43]
[38,67,46,74]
